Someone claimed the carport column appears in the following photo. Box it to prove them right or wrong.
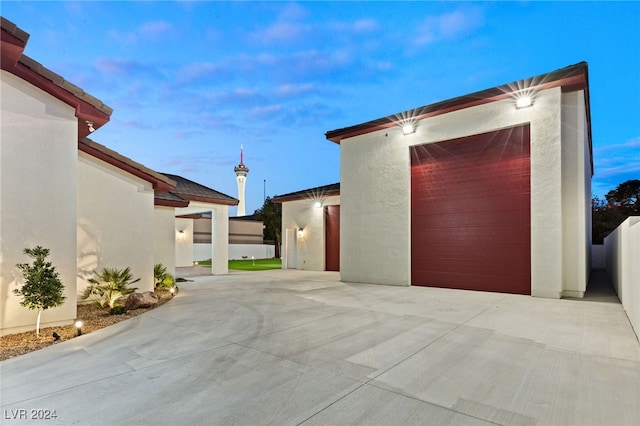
[210,207,230,275]
[530,87,563,298]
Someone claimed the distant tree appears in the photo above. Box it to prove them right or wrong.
[254,196,282,258]
[605,179,640,214]
[14,246,66,337]
[592,179,640,244]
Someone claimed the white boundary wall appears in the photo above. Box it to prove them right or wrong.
[604,217,640,338]
[195,243,275,261]
[591,245,606,269]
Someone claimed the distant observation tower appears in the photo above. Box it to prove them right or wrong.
[234,145,249,216]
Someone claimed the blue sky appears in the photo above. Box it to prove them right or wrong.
[3,1,639,214]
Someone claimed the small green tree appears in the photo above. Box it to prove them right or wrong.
[153,263,175,289]
[14,246,66,337]
[82,267,139,309]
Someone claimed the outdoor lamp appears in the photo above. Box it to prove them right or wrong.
[170,286,176,296]
[314,201,322,208]
[402,123,415,135]
[298,228,304,237]
[75,320,83,336]
[516,95,533,109]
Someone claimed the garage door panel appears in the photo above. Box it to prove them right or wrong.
[413,225,530,246]
[411,124,531,294]
[413,256,530,276]
[412,194,530,214]
[417,271,530,294]
[412,209,530,228]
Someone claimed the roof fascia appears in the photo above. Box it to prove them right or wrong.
[325,63,589,144]
[79,139,176,192]
[176,194,239,206]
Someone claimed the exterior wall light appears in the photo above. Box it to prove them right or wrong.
[75,320,83,336]
[402,123,415,135]
[516,95,533,109]
[177,230,186,240]
[314,201,322,208]
[297,228,304,237]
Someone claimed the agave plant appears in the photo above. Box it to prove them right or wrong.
[153,263,175,289]
[82,267,139,309]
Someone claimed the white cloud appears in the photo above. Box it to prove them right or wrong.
[413,7,484,47]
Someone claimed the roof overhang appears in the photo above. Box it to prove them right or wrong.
[325,63,592,171]
[273,183,340,203]
[1,17,112,139]
[79,138,176,192]
[175,194,239,206]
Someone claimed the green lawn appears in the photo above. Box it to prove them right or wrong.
[195,259,282,271]
[229,258,282,271]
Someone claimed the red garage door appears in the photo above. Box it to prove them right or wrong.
[325,205,340,271]
[411,124,531,294]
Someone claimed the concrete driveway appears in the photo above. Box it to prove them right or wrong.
[2,270,639,425]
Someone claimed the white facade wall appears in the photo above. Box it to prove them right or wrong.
[175,217,194,267]
[341,87,591,297]
[77,152,155,294]
[175,201,230,274]
[604,217,640,338]
[561,91,592,297]
[154,206,176,275]
[1,71,78,335]
[282,195,340,271]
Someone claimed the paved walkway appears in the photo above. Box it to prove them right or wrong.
[1,270,639,425]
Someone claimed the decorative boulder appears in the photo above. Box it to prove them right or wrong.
[125,291,159,310]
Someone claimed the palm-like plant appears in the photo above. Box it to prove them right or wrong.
[82,267,139,309]
[153,263,175,289]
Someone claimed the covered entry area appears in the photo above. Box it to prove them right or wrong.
[410,124,531,294]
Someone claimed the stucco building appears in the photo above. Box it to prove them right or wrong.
[280,63,592,299]
[0,18,235,335]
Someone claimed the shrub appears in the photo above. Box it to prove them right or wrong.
[82,267,139,309]
[14,246,66,337]
[109,306,127,315]
[153,263,175,289]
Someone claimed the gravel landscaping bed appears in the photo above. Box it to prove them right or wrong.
[0,290,174,361]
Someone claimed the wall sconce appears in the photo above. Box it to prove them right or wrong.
[402,123,415,135]
[515,95,533,109]
[177,230,185,240]
[297,228,304,237]
[314,201,322,208]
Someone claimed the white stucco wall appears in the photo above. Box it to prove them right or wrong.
[175,217,194,267]
[281,195,340,271]
[1,71,78,335]
[77,152,155,295]
[560,90,591,297]
[154,206,176,275]
[175,202,230,274]
[340,87,591,297]
[604,217,640,338]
